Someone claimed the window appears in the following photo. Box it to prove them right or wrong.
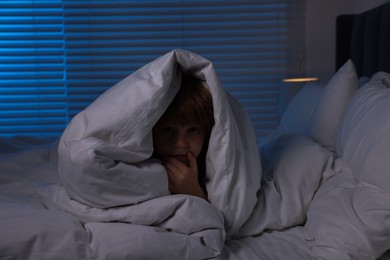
[0,0,67,137]
[0,0,305,140]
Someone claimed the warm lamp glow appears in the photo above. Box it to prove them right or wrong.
[282,77,319,83]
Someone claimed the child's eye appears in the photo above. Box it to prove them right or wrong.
[188,127,201,135]
[162,127,174,135]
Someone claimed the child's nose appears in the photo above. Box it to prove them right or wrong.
[175,134,189,148]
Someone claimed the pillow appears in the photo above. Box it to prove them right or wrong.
[358,76,370,87]
[279,81,324,134]
[306,71,390,259]
[258,81,324,170]
[273,59,358,139]
[259,59,358,170]
[335,71,390,191]
[308,59,358,150]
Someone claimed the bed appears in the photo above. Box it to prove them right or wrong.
[1,3,390,259]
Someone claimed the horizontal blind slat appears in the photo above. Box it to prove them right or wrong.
[62,0,291,139]
[0,0,67,137]
[0,0,305,139]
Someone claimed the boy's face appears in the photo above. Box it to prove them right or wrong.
[153,118,205,166]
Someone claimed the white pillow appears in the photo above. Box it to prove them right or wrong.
[358,76,370,87]
[306,71,390,259]
[279,81,324,134]
[258,81,324,170]
[336,71,390,190]
[308,59,358,150]
[259,59,358,169]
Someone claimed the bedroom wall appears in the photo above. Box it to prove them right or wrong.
[305,0,388,82]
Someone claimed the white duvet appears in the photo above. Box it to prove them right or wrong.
[56,49,261,236]
[41,49,263,258]
[1,50,390,259]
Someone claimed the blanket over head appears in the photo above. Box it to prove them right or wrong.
[57,49,262,238]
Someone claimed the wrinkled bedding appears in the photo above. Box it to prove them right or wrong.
[57,50,261,238]
[1,50,390,259]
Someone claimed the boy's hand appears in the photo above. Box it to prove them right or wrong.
[163,152,207,200]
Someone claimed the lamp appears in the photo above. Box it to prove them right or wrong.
[282,77,319,83]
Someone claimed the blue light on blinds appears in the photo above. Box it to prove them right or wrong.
[0,0,67,137]
[0,0,304,140]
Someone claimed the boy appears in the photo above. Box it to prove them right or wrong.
[152,74,214,200]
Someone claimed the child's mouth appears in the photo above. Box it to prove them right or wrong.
[173,155,189,165]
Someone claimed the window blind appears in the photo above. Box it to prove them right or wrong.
[0,0,305,140]
[0,0,67,137]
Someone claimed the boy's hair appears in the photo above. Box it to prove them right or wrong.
[160,74,214,135]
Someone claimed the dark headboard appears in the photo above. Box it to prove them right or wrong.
[336,2,390,77]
